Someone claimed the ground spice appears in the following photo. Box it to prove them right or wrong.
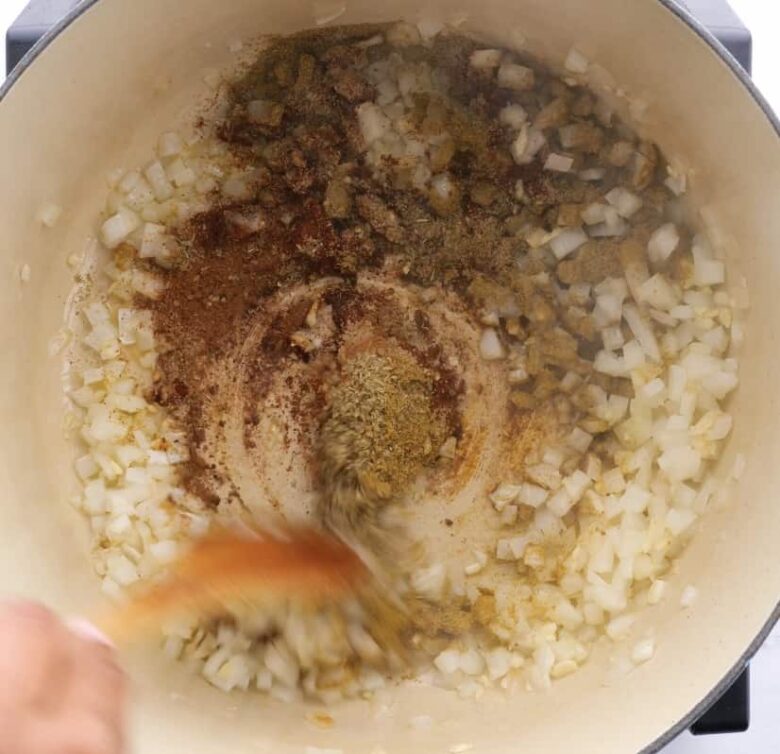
[319,351,449,501]
[142,22,657,526]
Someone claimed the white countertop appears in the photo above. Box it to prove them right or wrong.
[1,1,777,751]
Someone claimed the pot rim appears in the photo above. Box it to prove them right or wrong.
[1,0,778,751]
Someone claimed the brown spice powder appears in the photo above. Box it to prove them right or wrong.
[142,23,672,521]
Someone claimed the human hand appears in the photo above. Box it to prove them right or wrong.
[0,602,126,754]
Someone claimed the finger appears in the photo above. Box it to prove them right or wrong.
[66,619,114,649]
[25,712,123,754]
[66,634,126,731]
[0,601,75,712]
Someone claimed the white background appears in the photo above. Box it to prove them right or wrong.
[0,1,777,752]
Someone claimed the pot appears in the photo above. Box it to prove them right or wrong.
[0,0,777,752]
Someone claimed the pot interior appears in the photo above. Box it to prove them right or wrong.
[0,0,777,752]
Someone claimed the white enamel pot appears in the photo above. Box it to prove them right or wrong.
[0,0,777,752]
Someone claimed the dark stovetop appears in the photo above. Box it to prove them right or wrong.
[3,0,754,741]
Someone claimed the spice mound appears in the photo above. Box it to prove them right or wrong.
[320,349,450,504]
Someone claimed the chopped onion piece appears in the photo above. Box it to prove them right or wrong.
[692,245,726,286]
[140,222,178,263]
[658,446,702,482]
[518,482,548,508]
[581,203,608,225]
[525,463,562,489]
[357,103,391,145]
[434,648,461,674]
[605,187,643,218]
[497,62,535,91]
[411,563,447,599]
[510,125,546,165]
[593,279,627,326]
[564,48,589,74]
[664,173,687,196]
[464,551,488,576]
[579,168,605,181]
[623,304,661,362]
[647,223,680,265]
[417,18,444,40]
[567,427,593,452]
[631,638,655,665]
[589,218,628,238]
[386,21,421,46]
[459,649,485,675]
[100,208,140,249]
[489,483,521,511]
[470,49,503,70]
[563,470,591,502]
[594,350,626,377]
[499,104,528,129]
[485,647,513,680]
[547,488,573,517]
[639,274,678,310]
[166,158,196,187]
[647,580,667,605]
[666,507,696,535]
[431,173,456,201]
[549,227,587,260]
[544,153,574,173]
[144,161,174,201]
[602,325,624,351]
[480,328,505,360]
[106,552,139,586]
[158,131,183,158]
[606,613,635,640]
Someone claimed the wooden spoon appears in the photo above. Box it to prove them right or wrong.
[93,524,371,645]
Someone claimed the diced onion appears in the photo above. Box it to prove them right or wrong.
[631,638,655,665]
[639,274,678,310]
[158,131,183,158]
[544,152,574,173]
[480,328,505,360]
[489,483,521,511]
[647,223,680,265]
[497,63,535,91]
[564,48,589,74]
[470,49,503,70]
[623,304,661,362]
[357,103,391,145]
[579,168,605,181]
[549,227,587,260]
[100,208,140,249]
[434,648,461,674]
[144,161,174,201]
[606,613,635,640]
[692,244,725,286]
[166,158,197,188]
[499,104,528,129]
[518,483,548,508]
[510,126,546,165]
[605,187,643,218]
[581,203,607,225]
[411,563,447,599]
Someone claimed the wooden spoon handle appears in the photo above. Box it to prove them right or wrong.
[92,526,368,645]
